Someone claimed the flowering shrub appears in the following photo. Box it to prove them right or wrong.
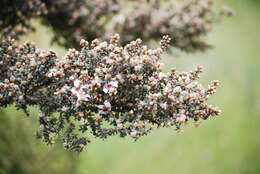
[0,34,220,152]
[0,0,232,52]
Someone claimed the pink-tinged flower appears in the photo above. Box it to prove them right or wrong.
[74,79,81,89]
[77,93,90,102]
[71,79,83,95]
[75,93,90,107]
[71,79,90,106]
[98,101,111,115]
[178,74,191,84]
[103,81,118,94]
[47,68,57,78]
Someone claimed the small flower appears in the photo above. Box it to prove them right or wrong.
[103,81,118,94]
[98,101,111,115]
[158,72,167,81]
[61,106,69,112]
[160,102,168,110]
[76,93,90,102]
[173,86,182,94]
[71,79,90,106]
[130,131,138,138]
[80,39,89,47]
[73,79,81,89]
[134,65,142,71]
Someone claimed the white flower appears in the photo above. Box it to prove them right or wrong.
[173,86,182,94]
[74,79,81,89]
[47,72,53,78]
[99,41,108,49]
[47,68,57,78]
[71,79,90,106]
[69,76,76,81]
[130,131,138,138]
[77,93,90,102]
[160,103,168,110]
[134,65,142,72]
[158,72,167,80]
[179,75,190,84]
[98,101,111,115]
[75,92,90,107]
[103,81,118,94]
[61,106,69,112]
[76,93,90,106]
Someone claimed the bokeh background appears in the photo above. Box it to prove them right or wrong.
[1,0,260,173]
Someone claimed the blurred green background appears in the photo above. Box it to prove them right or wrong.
[1,0,260,174]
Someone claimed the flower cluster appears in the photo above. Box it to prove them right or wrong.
[112,0,233,52]
[0,0,232,52]
[0,34,221,152]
